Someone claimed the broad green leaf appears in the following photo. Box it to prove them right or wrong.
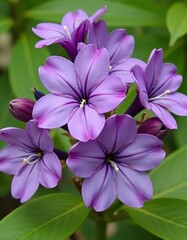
[125,198,187,240]
[166,2,187,46]
[0,193,89,240]
[25,0,165,27]
[150,146,187,200]
[0,18,14,34]
[9,33,50,98]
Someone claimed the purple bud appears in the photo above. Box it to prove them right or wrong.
[32,87,45,100]
[9,98,35,122]
[137,117,168,139]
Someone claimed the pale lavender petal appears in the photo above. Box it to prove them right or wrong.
[0,127,35,149]
[89,76,126,113]
[116,167,153,207]
[26,120,54,152]
[35,38,64,48]
[33,94,78,129]
[74,44,110,94]
[154,92,187,116]
[106,29,134,65]
[82,165,116,212]
[39,153,61,188]
[39,56,80,97]
[145,49,163,92]
[88,20,108,49]
[67,141,105,178]
[11,164,40,202]
[0,145,25,174]
[97,115,137,153]
[150,103,177,129]
[116,134,165,171]
[61,10,88,33]
[110,58,146,83]
[68,105,105,142]
[89,5,107,23]
[32,23,64,39]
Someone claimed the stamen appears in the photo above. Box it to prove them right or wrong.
[63,26,71,38]
[80,99,86,108]
[149,90,170,101]
[23,153,42,165]
[108,160,119,172]
[109,65,112,71]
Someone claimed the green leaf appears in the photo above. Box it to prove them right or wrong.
[166,2,187,46]
[9,33,50,98]
[0,193,89,240]
[25,0,165,27]
[0,18,14,34]
[150,146,187,200]
[125,198,187,240]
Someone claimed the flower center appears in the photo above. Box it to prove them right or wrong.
[109,65,112,71]
[80,98,86,108]
[23,152,42,165]
[107,157,119,172]
[149,89,170,101]
[63,26,71,38]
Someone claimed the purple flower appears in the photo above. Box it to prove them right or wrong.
[32,6,107,60]
[131,48,187,129]
[87,20,145,83]
[0,120,61,202]
[67,114,165,212]
[33,44,126,142]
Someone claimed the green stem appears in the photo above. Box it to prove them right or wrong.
[95,221,107,240]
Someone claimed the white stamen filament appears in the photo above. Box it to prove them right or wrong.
[80,99,86,108]
[63,26,71,38]
[109,65,112,71]
[23,153,41,165]
[149,90,170,101]
[108,160,119,172]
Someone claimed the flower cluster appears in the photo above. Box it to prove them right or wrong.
[1,6,187,212]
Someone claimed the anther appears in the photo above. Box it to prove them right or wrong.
[109,65,112,71]
[149,90,170,101]
[63,26,71,38]
[108,160,119,172]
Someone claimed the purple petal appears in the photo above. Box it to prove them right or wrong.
[0,127,35,149]
[88,20,108,49]
[0,145,25,175]
[154,92,187,116]
[110,58,146,84]
[89,6,107,23]
[26,120,54,152]
[89,76,126,113]
[32,23,64,39]
[116,167,153,207]
[33,94,78,129]
[39,56,80,97]
[68,105,105,142]
[106,29,134,65]
[11,164,40,202]
[34,38,64,48]
[150,103,177,129]
[97,114,137,153]
[74,44,110,94]
[82,165,116,212]
[67,141,105,178]
[116,134,165,171]
[39,153,61,188]
[144,49,163,92]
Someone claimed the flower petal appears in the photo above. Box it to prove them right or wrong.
[89,6,107,23]
[39,153,61,188]
[116,134,165,171]
[39,56,80,97]
[97,114,137,153]
[0,145,26,175]
[26,120,54,152]
[106,29,134,65]
[67,141,105,178]
[68,105,105,142]
[33,94,78,129]
[150,103,177,129]
[82,165,116,212]
[89,76,126,113]
[74,44,110,95]
[32,23,64,39]
[11,164,40,202]
[116,167,153,207]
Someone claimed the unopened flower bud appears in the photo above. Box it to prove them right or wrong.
[32,87,45,100]
[138,117,168,139]
[9,98,35,122]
